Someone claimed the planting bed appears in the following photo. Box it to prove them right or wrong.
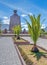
[13,37,29,45]
[18,45,47,65]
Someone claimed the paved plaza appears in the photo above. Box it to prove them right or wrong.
[0,36,47,65]
[21,37,47,50]
[0,37,22,65]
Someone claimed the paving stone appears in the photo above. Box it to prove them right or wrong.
[21,37,47,50]
[0,37,22,65]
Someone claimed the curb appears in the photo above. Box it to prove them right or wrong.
[14,42,29,45]
[21,37,47,52]
[37,45,47,52]
[30,44,47,52]
[14,44,26,65]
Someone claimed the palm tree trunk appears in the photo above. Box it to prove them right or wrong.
[34,43,36,46]
[15,32,16,37]
[17,35,20,40]
[32,43,39,52]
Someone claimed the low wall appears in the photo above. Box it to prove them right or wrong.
[0,34,30,37]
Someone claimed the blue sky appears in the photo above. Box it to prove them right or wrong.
[0,0,47,30]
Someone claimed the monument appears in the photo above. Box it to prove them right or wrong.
[9,10,21,31]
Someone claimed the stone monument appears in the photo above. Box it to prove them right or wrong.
[9,10,21,31]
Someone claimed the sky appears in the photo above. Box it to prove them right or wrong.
[0,0,47,30]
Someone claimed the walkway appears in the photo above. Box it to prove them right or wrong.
[0,37,22,65]
[21,37,47,50]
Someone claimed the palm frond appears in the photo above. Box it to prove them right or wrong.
[24,14,44,45]
[12,25,21,35]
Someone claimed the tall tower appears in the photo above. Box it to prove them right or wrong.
[9,10,21,31]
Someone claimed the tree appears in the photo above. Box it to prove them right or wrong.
[12,25,21,39]
[12,26,16,37]
[24,14,42,52]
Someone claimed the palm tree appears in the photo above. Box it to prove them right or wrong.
[12,26,16,37]
[24,14,42,52]
[12,25,21,39]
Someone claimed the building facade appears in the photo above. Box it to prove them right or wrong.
[9,10,21,31]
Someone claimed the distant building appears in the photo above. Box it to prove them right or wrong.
[9,10,21,31]
[22,29,28,34]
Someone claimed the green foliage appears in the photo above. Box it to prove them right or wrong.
[44,32,47,35]
[31,51,47,61]
[41,29,45,33]
[12,25,21,36]
[24,14,42,45]
[0,30,1,33]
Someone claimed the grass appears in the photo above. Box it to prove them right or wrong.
[18,45,47,65]
[15,38,26,42]
[13,37,28,42]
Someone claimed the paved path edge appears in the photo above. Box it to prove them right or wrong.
[37,45,47,52]
[14,44,26,65]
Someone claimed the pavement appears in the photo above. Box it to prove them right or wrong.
[21,37,47,50]
[0,37,22,65]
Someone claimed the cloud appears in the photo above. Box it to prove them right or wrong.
[21,14,27,17]
[21,12,33,17]
[3,16,8,19]
[0,1,33,15]
[0,0,47,15]
[3,19,9,24]
[0,1,28,14]
[2,16,10,24]
[21,22,25,25]
[29,13,33,15]
[23,24,28,28]
[41,24,46,29]
[21,22,28,30]
[21,22,27,27]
